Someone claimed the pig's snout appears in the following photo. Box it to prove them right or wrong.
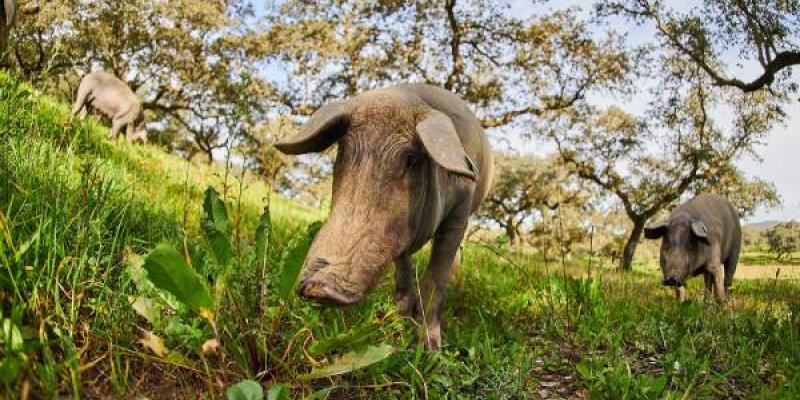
[297,258,363,306]
[662,276,683,287]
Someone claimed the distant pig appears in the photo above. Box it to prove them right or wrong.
[644,193,741,303]
[274,84,493,350]
[72,71,147,143]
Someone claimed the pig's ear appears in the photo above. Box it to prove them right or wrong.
[417,110,476,180]
[274,100,352,155]
[691,221,709,242]
[643,221,668,239]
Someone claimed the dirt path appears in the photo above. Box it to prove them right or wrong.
[737,264,800,280]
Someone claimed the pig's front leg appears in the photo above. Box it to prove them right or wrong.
[709,262,727,303]
[418,217,467,351]
[708,245,727,303]
[394,255,418,318]
[703,272,714,302]
[675,286,686,303]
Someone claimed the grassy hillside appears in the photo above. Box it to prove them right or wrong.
[2,72,800,399]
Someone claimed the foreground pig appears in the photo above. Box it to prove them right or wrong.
[72,71,147,143]
[644,193,741,303]
[274,84,493,349]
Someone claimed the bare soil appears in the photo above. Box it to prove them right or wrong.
[737,264,800,280]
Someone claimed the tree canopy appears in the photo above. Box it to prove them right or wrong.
[598,0,800,95]
[3,0,791,269]
[11,0,273,161]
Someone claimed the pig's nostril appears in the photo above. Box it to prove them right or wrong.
[298,280,361,306]
[662,277,681,287]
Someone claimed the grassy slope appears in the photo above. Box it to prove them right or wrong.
[1,72,800,399]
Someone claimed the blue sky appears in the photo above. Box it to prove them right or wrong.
[254,0,798,222]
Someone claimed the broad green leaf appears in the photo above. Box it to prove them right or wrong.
[203,187,229,235]
[1,318,23,352]
[279,221,322,300]
[203,187,232,266]
[185,238,208,274]
[226,380,264,400]
[124,249,153,292]
[301,343,394,380]
[267,383,289,400]
[255,207,272,267]
[130,296,162,326]
[143,244,214,318]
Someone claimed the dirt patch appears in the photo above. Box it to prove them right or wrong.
[737,264,800,280]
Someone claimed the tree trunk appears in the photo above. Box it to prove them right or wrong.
[506,221,517,245]
[205,150,214,164]
[620,219,645,272]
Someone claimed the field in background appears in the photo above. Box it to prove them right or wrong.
[2,72,800,399]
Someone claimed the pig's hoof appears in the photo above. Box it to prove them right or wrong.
[394,293,417,318]
[423,334,441,351]
[419,326,442,351]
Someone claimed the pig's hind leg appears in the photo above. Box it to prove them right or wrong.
[109,118,124,140]
[723,251,739,292]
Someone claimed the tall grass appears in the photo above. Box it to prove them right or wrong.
[1,71,799,399]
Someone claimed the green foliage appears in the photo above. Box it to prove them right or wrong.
[11,0,271,160]
[226,380,264,400]
[301,344,395,380]
[2,67,800,399]
[202,187,233,267]
[599,0,800,97]
[255,207,272,267]
[266,383,290,400]
[477,153,592,247]
[766,221,800,261]
[143,244,215,317]
[278,220,322,300]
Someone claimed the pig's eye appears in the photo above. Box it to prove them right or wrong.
[404,149,423,169]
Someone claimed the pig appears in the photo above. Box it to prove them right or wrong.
[644,193,741,303]
[72,71,147,143]
[1,0,16,54]
[274,84,493,350]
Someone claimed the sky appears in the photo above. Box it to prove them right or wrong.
[254,0,798,223]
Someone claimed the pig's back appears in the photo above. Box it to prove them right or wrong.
[84,72,140,108]
[677,193,741,259]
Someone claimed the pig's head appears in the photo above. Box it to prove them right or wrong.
[274,93,475,306]
[644,215,710,287]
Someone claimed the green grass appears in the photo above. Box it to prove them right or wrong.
[2,71,800,399]
[741,250,800,266]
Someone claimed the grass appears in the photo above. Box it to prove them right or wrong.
[740,250,800,267]
[1,71,799,399]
